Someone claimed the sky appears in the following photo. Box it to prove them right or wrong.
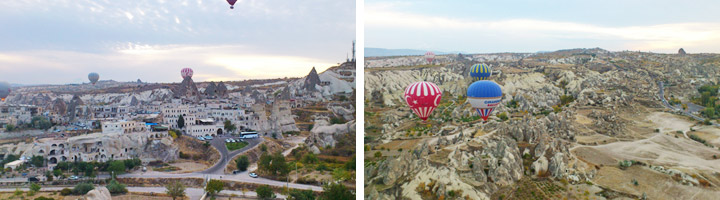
[0,0,355,85]
[365,0,720,54]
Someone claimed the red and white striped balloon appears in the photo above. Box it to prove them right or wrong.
[425,51,435,63]
[404,81,442,121]
[181,68,194,79]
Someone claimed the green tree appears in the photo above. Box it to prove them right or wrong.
[30,155,44,168]
[177,115,185,129]
[31,116,52,130]
[205,179,224,197]
[165,181,186,200]
[236,155,249,171]
[29,183,41,196]
[53,169,62,177]
[301,153,318,164]
[5,124,15,132]
[288,189,315,200]
[256,185,276,199]
[260,144,268,152]
[224,120,237,133]
[73,183,95,195]
[319,183,354,200]
[270,152,289,176]
[498,112,509,121]
[705,107,716,119]
[258,153,272,172]
[107,160,126,176]
[106,179,127,194]
[45,171,54,181]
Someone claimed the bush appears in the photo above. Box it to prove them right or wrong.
[205,179,224,197]
[260,144,268,152]
[498,112,509,121]
[288,189,315,200]
[73,183,95,195]
[374,151,382,158]
[256,185,275,199]
[301,153,318,164]
[236,155,249,171]
[60,188,72,196]
[106,179,128,194]
[319,183,354,200]
[34,197,54,200]
[179,152,190,159]
[29,183,41,195]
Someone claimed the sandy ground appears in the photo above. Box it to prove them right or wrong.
[646,112,695,133]
[168,161,210,174]
[593,166,720,200]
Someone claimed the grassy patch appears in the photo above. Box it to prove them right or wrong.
[227,141,249,151]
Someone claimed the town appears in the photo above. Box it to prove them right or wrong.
[0,47,356,199]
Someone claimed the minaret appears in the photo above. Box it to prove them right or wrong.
[352,40,356,62]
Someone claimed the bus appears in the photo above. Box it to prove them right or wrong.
[240,131,259,139]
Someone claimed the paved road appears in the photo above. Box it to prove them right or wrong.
[201,135,262,174]
[0,186,285,200]
[118,171,322,191]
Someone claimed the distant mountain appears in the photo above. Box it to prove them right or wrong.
[365,48,463,57]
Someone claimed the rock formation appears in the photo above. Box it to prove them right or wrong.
[303,67,321,91]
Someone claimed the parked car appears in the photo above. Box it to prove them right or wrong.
[204,136,213,140]
[229,138,236,143]
[249,172,258,178]
[197,137,205,141]
[225,139,231,143]
[69,175,79,180]
[142,166,147,172]
[232,170,242,174]
[27,177,39,182]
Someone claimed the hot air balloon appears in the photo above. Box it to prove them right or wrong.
[227,0,237,9]
[470,64,491,81]
[404,81,442,121]
[425,51,435,63]
[467,80,503,121]
[88,73,99,85]
[181,68,194,79]
[0,82,11,101]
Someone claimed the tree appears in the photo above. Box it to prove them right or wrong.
[73,183,95,195]
[106,179,127,194]
[236,155,249,171]
[31,116,52,130]
[205,179,224,197]
[224,120,237,134]
[289,189,315,200]
[45,171,54,181]
[165,181,186,200]
[260,144,268,152]
[5,124,15,132]
[270,152,289,176]
[705,107,716,119]
[30,155,44,168]
[319,183,354,200]
[53,169,62,177]
[107,160,126,176]
[256,185,275,199]
[258,153,272,172]
[177,115,185,129]
[29,183,41,196]
[301,153,318,164]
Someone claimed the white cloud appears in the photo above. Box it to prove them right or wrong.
[366,4,720,52]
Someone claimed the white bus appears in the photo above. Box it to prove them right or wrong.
[240,131,259,139]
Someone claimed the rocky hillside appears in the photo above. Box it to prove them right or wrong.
[365,49,720,199]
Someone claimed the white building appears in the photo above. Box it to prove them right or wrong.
[102,120,146,134]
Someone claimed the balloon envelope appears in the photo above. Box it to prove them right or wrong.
[227,0,237,8]
[466,80,503,121]
[470,64,492,81]
[425,51,435,63]
[88,73,99,85]
[0,81,10,101]
[181,68,194,79]
[404,81,442,121]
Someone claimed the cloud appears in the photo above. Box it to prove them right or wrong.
[0,44,337,84]
[365,3,720,53]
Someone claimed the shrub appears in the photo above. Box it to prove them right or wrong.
[29,183,41,196]
[256,185,275,199]
[73,183,95,195]
[236,155,250,171]
[374,151,382,158]
[60,188,72,196]
[107,179,128,194]
[34,197,54,200]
